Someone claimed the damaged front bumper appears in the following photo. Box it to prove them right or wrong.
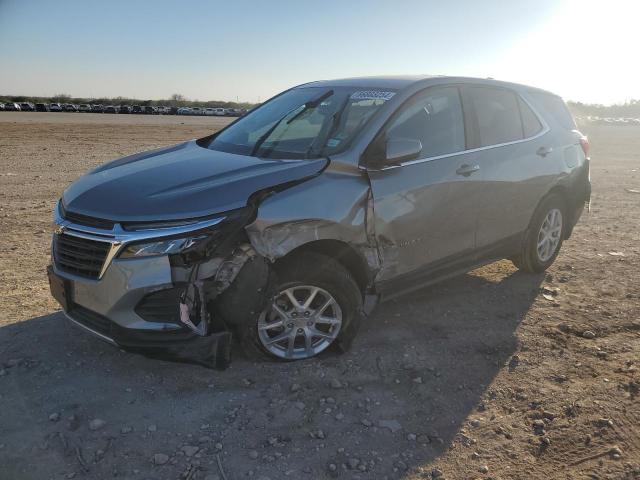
[48,254,235,368]
[49,205,260,369]
[64,300,233,369]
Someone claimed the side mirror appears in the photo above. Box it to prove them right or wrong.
[385,137,423,165]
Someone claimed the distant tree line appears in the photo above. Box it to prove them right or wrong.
[568,99,640,118]
[0,92,256,110]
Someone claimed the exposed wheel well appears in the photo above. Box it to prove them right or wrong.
[276,240,372,295]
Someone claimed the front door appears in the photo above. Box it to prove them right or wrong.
[365,86,482,291]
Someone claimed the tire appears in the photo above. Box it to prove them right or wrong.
[512,193,567,273]
[239,252,363,362]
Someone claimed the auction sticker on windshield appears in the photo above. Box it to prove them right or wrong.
[350,91,396,101]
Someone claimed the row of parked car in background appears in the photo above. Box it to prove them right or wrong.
[0,102,248,116]
[575,115,640,126]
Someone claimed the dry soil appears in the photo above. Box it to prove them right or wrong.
[0,112,638,480]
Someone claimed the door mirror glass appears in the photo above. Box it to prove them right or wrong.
[385,137,423,164]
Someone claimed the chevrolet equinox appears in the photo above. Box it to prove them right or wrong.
[48,76,591,365]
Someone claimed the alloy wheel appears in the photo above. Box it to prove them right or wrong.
[257,285,342,360]
[537,208,563,262]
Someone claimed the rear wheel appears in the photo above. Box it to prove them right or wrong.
[512,194,566,273]
[240,252,362,361]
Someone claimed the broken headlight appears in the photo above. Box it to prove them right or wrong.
[119,234,209,258]
[118,207,254,262]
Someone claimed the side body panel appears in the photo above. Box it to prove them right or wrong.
[454,86,589,253]
[470,89,588,250]
[366,152,481,283]
[526,90,591,215]
[469,135,561,250]
[245,166,379,276]
[245,79,590,302]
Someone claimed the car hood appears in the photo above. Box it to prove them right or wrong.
[62,140,328,222]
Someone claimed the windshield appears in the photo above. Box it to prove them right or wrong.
[207,86,396,159]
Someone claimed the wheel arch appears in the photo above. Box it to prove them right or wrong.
[539,183,574,239]
[275,239,373,296]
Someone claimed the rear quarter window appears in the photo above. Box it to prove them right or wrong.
[528,92,576,130]
[518,96,543,138]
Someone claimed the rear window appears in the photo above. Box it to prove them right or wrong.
[528,92,576,130]
[464,86,523,147]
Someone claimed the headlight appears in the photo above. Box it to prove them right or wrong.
[119,234,209,259]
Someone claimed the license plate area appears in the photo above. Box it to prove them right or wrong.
[47,266,73,312]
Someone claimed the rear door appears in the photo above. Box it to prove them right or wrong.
[366,85,482,289]
[460,85,552,252]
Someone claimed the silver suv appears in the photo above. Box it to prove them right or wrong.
[48,76,591,366]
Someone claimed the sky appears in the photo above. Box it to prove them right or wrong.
[0,0,638,105]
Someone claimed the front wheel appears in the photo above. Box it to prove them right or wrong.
[241,252,362,361]
[512,193,566,273]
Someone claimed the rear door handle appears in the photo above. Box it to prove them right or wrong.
[456,164,480,176]
[536,146,553,157]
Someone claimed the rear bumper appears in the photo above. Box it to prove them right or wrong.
[569,201,585,231]
[583,158,592,204]
[565,159,591,238]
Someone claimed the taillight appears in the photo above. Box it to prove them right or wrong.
[579,135,590,158]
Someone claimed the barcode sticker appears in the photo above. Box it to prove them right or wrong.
[350,91,396,101]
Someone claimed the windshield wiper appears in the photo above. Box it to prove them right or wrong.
[250,89,334,157]
[307,94,351,158]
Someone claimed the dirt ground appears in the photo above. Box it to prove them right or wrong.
[0,112,638,480]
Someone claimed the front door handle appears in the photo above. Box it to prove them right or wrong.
[536,146,553,157]
[456,164,480,177]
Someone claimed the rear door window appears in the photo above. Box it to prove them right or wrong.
[463,86,524,147]
[386,86,465,159]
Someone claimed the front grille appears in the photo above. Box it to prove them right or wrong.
[68,304,112,336]
[53,233,112,279]
[135,288,182,324]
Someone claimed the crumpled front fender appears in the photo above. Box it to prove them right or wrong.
[244,170,380,275]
